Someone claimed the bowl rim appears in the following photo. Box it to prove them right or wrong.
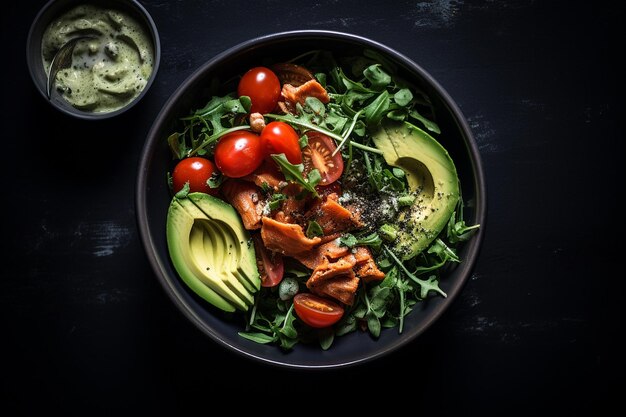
[26,0,161,120]
[136,29,487,369]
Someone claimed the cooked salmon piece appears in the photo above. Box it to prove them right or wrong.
[319,232,342,244]
[308,193,363,235]
[310,272,360,306]
[220,179,264,230]
[261,216,321,257]
[356,261,385,283]
[306,255,359,305]
[277,183,307,224]
[282,79,330,106]
[242,159,284,190]
[353,247,385,282]
[294,239,350,270]
[306,256,359,305]
[309,254,357,281]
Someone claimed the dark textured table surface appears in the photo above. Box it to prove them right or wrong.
[3,1,623,415]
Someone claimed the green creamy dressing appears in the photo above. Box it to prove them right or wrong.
[41,5,154,113]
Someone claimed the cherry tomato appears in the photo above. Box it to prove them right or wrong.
[252,234,284,287]
[260,121,302,164]
[293,293,345,328]
[237,67,281,114]
[214,131,264,178]
[171,157,219,195]
[302,131,344,185]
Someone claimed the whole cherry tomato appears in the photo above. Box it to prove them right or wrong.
[237,67,281,114]
[260,121,302,164]
[172,157,219,195]
[214,131,264,178]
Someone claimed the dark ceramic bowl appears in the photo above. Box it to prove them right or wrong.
[26,0,160,120]
[136,30,486,369]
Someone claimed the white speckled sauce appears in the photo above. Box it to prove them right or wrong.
[41,4,154,113]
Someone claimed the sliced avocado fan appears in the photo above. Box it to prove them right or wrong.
[166,192,260,312]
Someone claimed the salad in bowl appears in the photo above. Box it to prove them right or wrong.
[137,31,485,367]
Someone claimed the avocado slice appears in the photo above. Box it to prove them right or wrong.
[187,193,260,292]
[166,200,238,312]
[372,121,459,260]
[189,215,254,306]
[170,198,250,310]
[166,193,260,312]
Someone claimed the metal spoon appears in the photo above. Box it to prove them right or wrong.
[46,36,96,99]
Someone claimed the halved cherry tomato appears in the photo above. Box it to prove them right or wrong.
[260,121,302,164]
[302,131,344,185]
[237,67,281,114]
[214,131,264,178]
[293,293,344,328]
[172,157,219,195]
[252,234,284,287]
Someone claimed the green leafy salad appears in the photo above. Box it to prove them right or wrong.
[165,49,479,350]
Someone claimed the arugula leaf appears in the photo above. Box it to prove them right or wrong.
[174,182,190,199]
[268,193,287,210]
[428,238,460,263]
[167,132,186,160]
[364,153,408,193]
[270,153,320,197]
[238,332,275,344]
[360,284,394,338]
[409,108,441,134]
[447,203,480,243]
[338,66,377,94]
[243,296,299,350]
[369,286,392,318]
[339,234,358,248]
[307,169,322,189]
[384,245,447,298]
[318,327,335,350]
[339,232,382,251]
[306,221,324,238]
[394,88,413,106]
[207,172,224,189]
[279,304,298,339]
[363,64,392,91]
[363,90,390,126]
[335,314,357,336]
[367,312,381,338]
